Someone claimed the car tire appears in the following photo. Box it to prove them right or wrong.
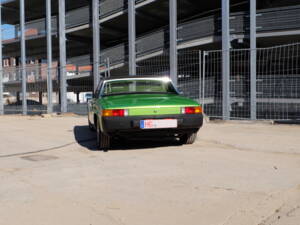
[96,121,110,151]
[181,132,198,145]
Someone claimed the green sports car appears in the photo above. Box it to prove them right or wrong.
[88,76,203,150]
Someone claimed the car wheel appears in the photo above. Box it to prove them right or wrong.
[181,132,198,145]
[96,121,110,151]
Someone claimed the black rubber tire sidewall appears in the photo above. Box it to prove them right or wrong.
[96,121,110,151]
[181,132,197,145]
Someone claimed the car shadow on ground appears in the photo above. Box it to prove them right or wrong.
[73,125,182,151]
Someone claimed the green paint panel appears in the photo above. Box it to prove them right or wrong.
[99,93,199,109]
[94,93,201,116]
[129,107,181,116]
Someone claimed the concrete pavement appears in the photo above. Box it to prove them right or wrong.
[0,115,300,225]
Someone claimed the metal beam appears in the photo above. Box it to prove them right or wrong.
[0,3,3,115]
[46,0,53,114]
[20,0,27,115]
[222,0,230,120]
[92,0,100,92]
[169,0,178,87]
[128,0,136,75]
[59,0,67,113]
[250,0,257,120]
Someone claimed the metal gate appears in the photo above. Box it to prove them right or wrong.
[202,43,300,120]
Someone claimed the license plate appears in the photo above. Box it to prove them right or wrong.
[140,119,178,129]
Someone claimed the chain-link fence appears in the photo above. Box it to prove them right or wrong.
[137,50,202,100]
[0,57,118,115]
[202,49,251,119]
[203,43,300,120]
[1,50,202,115]
[1,44,300,120]
[257,44,300,120]
[2,64,58,114]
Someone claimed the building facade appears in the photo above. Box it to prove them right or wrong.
[0,0,300,119]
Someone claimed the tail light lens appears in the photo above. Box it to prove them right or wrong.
[102,109,128,117]
[182,106,202,114]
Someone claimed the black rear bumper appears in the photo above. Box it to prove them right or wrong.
[101,114,203,137]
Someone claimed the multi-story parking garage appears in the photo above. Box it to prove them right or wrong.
[0,0,300,119]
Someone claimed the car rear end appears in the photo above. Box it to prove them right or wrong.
[100,104,203,139]
[93,76,204,149]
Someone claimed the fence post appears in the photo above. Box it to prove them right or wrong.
[20,0,27,115]
[59,0,67,113]
[46,0,53,114]
[202,51,207,112]
[169,0,178,87]
[250,0,257,120]
[107,58,111,78]
[103,59,107,78]
[198,51,202,103]
[92,0,100,91]
[0,2,3,115]
[222,0,231,120]
[128,0,136,75]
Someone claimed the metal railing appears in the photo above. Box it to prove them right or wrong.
[1,59,112,115]
[2,0,157,42]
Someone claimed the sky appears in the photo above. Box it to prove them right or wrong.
[1,0,17,40]
[1,0,15,3]
[2,24,15,40]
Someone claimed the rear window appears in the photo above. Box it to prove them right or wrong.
[101,79,177,96]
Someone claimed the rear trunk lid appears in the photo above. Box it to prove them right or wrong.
[100,93,198,116]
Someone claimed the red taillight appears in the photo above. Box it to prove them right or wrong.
[102,109,128,117]
[183,106,202,114]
